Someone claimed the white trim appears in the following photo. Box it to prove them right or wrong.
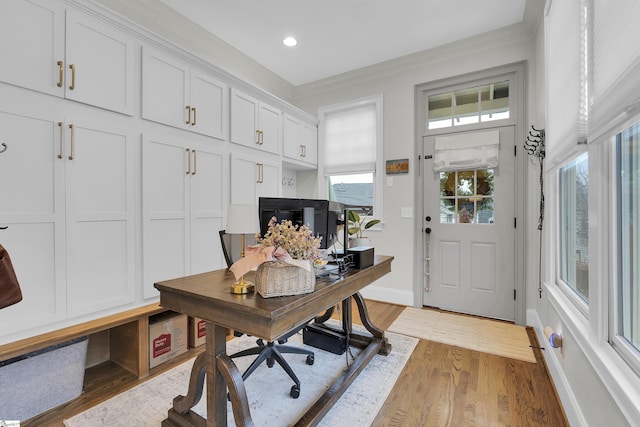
[360,285,414,307]
[527,308,587,427]
[545,282,640,424]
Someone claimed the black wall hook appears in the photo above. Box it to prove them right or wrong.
[0,142,7,154]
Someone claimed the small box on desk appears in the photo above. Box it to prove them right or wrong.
[149,311,188,368]
[347,246,374,269]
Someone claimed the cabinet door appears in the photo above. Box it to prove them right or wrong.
[302,122,318,166]
[230,89,259,149]
[230,153,258,205]
[142,47,190,130]
[257,160,281,199]
[142,135,190,298]
[0,108,66,339]
[283,114,304,160]
[65,10,135,115]
[65,117,135,316]
[189,149,225,274]
[189,70,227,139]
[0,0,65,97]
[257,102,282,155]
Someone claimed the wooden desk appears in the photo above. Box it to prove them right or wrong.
[155,255,394,427]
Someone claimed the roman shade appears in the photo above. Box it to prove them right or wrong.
[433,130,500,172]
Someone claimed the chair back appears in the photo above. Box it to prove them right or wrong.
[219,230,257,268]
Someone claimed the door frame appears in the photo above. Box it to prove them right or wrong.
[413,61,528,325]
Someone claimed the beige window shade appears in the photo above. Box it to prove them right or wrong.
[433,130,500,172]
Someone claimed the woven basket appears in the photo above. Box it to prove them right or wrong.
[255,260,316,298]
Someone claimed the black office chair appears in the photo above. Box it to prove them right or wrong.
[219,230,315,398]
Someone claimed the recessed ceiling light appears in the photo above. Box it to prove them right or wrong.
[283,37,297,47]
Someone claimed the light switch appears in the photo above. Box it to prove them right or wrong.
[401,207,413,218]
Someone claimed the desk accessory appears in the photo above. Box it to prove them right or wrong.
[225,204,260,294]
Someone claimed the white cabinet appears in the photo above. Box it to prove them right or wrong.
[0,90,136,340]
[230,152,281,205]
[0,0,135,115]
[230,88,281,155]
[142,134,225,299]
[142,47,228,139]
[283,113,318,167]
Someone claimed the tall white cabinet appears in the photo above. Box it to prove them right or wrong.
[0,89,136,338]
[230,152,281,205]
[230,88,282,155]
[142,134,225,299]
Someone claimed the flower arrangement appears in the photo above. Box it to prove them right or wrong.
[257,216,322,261]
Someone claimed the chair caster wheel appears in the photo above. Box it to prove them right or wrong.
[290,385,300,399]
[306,354,315,365]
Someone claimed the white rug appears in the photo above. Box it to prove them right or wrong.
[64,325,417,427]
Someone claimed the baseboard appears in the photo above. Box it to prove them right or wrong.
[360,285,413,306]
[527,309,587,426]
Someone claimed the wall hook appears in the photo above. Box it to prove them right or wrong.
[0,142,6,154]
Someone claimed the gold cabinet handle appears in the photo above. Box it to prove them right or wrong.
[186,148,191,174]
[256,162,264,183]
[186,106,191,124]
[303,145,307,157]
[192,149,196,175]
[300,144,304,157]
[191,107,196,126]
[68,124,74,160]
[255,130,261,145]
[57,61,63,88]
[68,64,75,90]
[58,122,64,159]
[259,130,264,145]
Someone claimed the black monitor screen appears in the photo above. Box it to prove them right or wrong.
[258,197,343,249]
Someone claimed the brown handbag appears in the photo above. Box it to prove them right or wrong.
[0,243,23,309]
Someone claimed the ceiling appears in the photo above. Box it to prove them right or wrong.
[157,0,528,87]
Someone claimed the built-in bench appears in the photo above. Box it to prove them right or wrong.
[0,303,168,379]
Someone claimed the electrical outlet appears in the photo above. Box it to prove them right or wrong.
[401,207,413,218]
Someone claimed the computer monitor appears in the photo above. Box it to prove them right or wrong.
[258,197,344,249]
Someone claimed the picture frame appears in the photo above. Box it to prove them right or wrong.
[386,158,409,174]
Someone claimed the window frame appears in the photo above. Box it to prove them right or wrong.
[317,94,384,231]
[556,152,590,313]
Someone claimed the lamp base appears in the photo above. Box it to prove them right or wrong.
[230,279,255,294]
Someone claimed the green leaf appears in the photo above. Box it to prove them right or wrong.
[363,219,381,229]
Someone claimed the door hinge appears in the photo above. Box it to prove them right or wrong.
[514,217,517,228]
[514,289,517,300]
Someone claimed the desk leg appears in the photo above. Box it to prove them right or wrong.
[353,292,392,355]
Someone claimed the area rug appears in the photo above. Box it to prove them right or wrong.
[64,324,417,427]
[388,307,536,363]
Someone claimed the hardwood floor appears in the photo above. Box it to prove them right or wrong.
[24,300,568,426]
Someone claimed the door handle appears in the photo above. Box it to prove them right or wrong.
[57,60,64,88]
[192,149,196,175]
[186,148,191,174]
[186,106,191,124]
[68,64,75,90]
[68,124,74,160]
[58,122,64,159]
[425,227,432,234]
[191,107,196,126]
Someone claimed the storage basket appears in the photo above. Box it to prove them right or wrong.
[255,260,316,298]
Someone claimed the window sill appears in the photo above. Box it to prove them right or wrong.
[544,281,640,423]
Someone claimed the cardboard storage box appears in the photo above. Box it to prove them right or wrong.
[189,316,206,348]
[149,311,188,368]
[0,336,88,421]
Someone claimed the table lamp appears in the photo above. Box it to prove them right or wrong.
[226,204,260,294]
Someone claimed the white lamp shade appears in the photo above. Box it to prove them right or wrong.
[225,204,260,235]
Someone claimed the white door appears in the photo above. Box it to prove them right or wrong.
[422,126,516,320]
[189,70,227,139]
[257,102,282,155]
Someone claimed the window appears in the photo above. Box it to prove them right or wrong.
[616,121,640,357]
[439,169,494,224]
[428,80,509,129]
[558,153,589,303]
[320,95,383,218]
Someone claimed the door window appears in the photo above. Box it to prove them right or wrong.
[439,169,494,224]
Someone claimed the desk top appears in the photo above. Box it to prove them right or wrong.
[154,255,393,341]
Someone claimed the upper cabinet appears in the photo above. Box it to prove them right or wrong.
[0,0,135,115]
[283,113,318,168]
[230,88,281,155]
[142,46,228,140]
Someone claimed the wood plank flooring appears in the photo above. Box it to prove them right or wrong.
[24,300,568,426]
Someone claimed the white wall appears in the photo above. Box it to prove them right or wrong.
[293,24,538,306]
